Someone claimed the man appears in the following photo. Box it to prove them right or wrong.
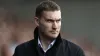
[13,1,85,56]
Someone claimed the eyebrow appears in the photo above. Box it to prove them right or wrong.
[46,18,61,21]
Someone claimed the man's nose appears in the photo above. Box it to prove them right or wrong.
[52,21,57,29]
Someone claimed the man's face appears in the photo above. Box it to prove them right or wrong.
[36,10,61,39]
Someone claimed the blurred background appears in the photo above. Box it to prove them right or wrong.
[0,0,100,56]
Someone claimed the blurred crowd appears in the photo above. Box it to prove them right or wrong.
[0,8,100,56]
[0,8,35,56]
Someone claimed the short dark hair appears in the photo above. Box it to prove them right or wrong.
[35,0,61,18]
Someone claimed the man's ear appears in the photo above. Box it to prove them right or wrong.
[34,17,39,26]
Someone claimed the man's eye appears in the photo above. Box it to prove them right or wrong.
[56,20,61,22]
[47,20,51,22]
[46,20,53,22]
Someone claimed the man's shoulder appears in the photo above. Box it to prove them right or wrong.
[62,39,83,51]
[13,39,37,56]
[16,39,35,49]
[62,39,85,56]
[62,39,80,47]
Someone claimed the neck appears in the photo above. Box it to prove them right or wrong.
[40,36,54,50]
[39,33,55,51]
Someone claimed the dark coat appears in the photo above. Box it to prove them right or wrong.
[13,27,85,56]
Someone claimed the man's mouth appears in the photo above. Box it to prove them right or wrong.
[50,31,58,34]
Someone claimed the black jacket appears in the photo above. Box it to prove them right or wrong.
[13,27,85,56]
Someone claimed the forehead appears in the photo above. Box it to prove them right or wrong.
[41,10,61,20]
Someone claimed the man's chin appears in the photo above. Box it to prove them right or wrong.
[47,37,56,41]
[45,33,59,40]
[49,34,58,39]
